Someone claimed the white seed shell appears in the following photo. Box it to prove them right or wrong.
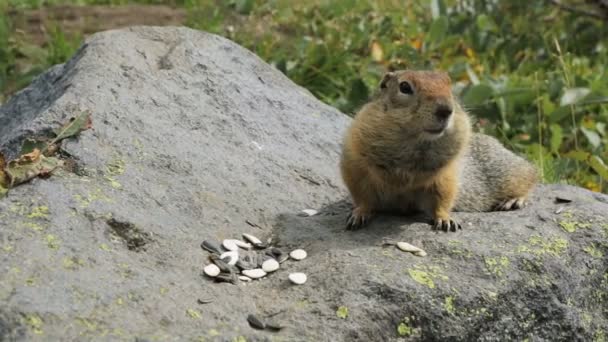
[222,239,239,251]
[242,233,262,245]
[298,209,318,217]
[262,259,280,272]
[239,275,252,282]
[289,249,307,260]
[220,251,239,265]
[288,272,307,285]
[396,242,427,257]
[242,268,267,279]
[203,264,220,277]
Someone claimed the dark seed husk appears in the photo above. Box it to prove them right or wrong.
[197,298,213,304]
[253,242,267,249]
[265,319,284,331]
[555,196,573,203]
[201,240,223,254]
[210,255,239,273]
[270,247,284,257]
[247,314,266,330]
[236,253,258,270]
[215,272,238,284]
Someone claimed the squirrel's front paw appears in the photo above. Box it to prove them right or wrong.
[432,217,461,232]
[346,207,373,230]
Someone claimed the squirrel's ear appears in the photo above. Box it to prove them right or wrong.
[379,72,396,89]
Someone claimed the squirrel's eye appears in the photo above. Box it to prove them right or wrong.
[399,81,413,94]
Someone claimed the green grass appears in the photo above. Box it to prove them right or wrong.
[1,0,608,192]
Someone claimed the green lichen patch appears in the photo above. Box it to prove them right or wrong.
[407,265,448,289]
[106,157,125,176]
[63,256,85,270]
[20,221,45,232]
[336,306,349,319]
[187,309,201,319]
[559,220,592,233]
[443,296,456,315]
[73,189,112,208]
[484,256,510,277]
[397,317,420,337]
[23,314,43,335]
[27,206,49,219]
[584,244,604,258]
[45,234,60,250]
[517,235,568,257]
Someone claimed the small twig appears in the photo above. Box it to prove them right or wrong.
[548,0,607,19]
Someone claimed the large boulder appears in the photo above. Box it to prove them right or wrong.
[1,26,607,341]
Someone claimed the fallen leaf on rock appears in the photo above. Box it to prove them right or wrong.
[5,149,62,187]
[20,138,51,156]
[51,110,93,144]
[0,153,8,198]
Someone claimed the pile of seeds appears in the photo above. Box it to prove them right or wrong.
[201,233,307,285]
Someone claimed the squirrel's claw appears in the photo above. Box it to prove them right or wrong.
[432,218,461,232]
[495,197,526,211]
[346,207,372,230]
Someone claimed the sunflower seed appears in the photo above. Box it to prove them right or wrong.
[265,319,284,331]
[288,272,307,285]
[242,233,262,245]
[247,314,265,330]
[215,272,238,284]
[234,240,253,250]
[239,275,252,282]
[203,264,220,277]
[289,249,307,260]
[298,209,318,217]
[222,239,239,251]
[242,268,267,279]
[220,251,239,265]
[262,259,280,272]
[201,240,223,254]
[209,254,238,273]
[396,242,427,257]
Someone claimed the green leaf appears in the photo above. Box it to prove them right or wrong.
[588,156,608,180]
[476,14,497,32]
[20,138,49,155]
[346,78,369,112]
[428,16,449,44]
[52,110,92,144]
[580,127,601,148]
[560,88,591,106]
[336,306,349,319]
[234,0,254,14]
[430,0,446,19]
[564,150,589,162]
[549,124,563,154]
[462,84,494,108]
[548,106,572,123]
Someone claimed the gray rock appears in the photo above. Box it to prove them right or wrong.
[0,26,607,342]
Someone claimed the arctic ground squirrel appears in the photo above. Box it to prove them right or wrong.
[340,70,538,231]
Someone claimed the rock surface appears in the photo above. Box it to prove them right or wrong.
[1,26,608,341]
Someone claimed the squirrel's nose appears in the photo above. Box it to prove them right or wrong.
[434,105,453,120]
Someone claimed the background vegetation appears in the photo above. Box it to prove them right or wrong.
[1,0,607,192]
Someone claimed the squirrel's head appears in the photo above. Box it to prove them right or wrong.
[377,70,459,140]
